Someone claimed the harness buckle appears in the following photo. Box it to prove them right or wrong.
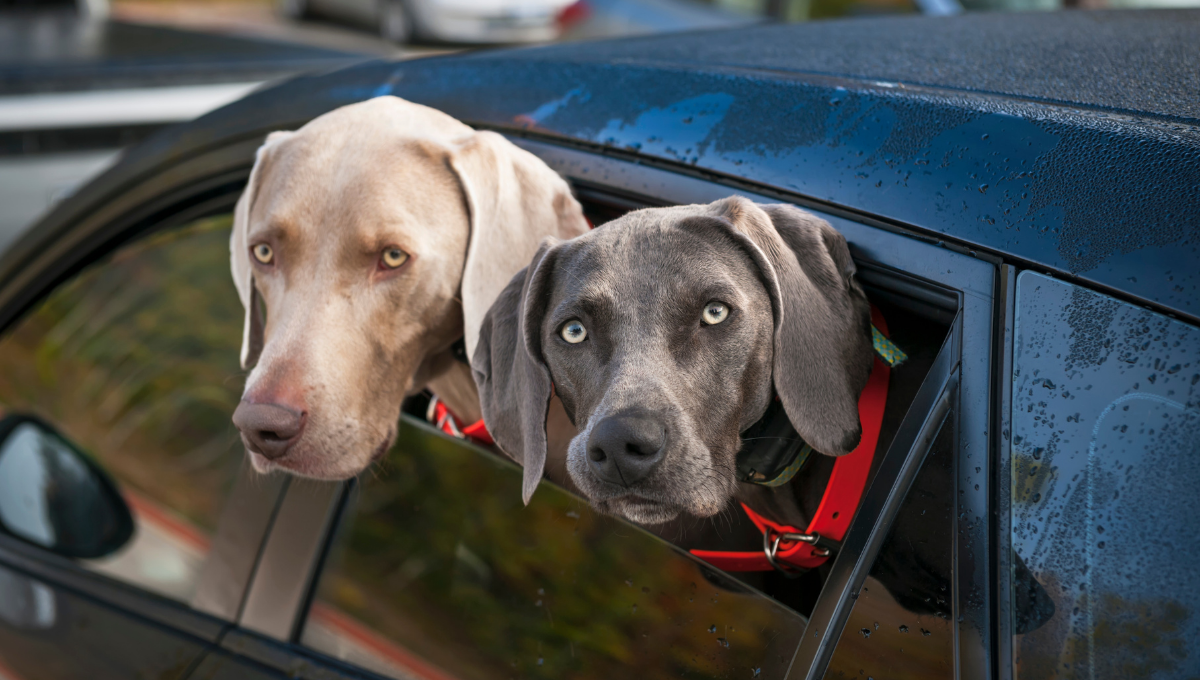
[426,396,464,439]
[761,528,841,577]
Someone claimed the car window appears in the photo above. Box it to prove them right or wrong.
[1010,272,1200,679]
[0,215,247,605]
[300,417,807,680]
[823,414,955,680]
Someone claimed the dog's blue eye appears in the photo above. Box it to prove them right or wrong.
[702,302,729,325]
[561,320,587,344]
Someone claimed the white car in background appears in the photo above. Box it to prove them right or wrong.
[281,0,579,44]
[0,11,362,252]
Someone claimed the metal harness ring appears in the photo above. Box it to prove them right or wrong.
[762,528,831,577]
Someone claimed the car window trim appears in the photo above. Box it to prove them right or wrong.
[787,318,961,679]
[238,477,346,641]
[992,264,1018,680]
[0,532,227,642]
[192,461,290,621]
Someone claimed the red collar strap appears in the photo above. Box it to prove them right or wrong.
[690,305,892,573]
[427,396,495,446]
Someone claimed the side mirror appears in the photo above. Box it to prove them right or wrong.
[0,413,134,559]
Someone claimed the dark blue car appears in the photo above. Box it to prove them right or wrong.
[0,9,1197,680]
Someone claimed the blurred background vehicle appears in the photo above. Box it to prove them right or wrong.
[279,0,580,44]
[0,4,364,252]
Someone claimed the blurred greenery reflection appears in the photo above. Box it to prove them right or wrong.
[304,418,807,680]
[0,216,245,599]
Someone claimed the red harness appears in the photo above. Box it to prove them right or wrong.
[429,398,494,445]
[432,302,891,574]
[689,306,892,572]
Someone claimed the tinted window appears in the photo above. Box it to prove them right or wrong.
[302,418,806,680]
[824,419,955,680]
[0,215,246,604]
[1011,272,1200,679]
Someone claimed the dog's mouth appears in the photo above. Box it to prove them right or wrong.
[597,495,684,525]
[369,427,396,465]
[584,468,736,525]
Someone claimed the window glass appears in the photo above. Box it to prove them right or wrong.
[302,418,806,680]
[1011,272,1200,679]
[0,215,246,604]
[824,418,955,680]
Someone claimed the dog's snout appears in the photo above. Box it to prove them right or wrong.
[586,414,666,486]
[233,402,306,460]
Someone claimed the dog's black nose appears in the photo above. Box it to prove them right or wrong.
[233,402,306,460]
[587,413,666,486]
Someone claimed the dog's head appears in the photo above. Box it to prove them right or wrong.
[230,96,586,479]
[474,197,873,524]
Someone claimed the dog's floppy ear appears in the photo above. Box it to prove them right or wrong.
[450,131,588,362]
[472,239,562,504]
[231,131,292,370]
[703,196,874,455]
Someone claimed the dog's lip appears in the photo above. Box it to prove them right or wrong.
[603,496,683,524]
[369,427,396,463]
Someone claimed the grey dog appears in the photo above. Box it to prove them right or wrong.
[472,196,874,525]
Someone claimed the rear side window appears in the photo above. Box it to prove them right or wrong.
[1010,272,1200,679]
[300,418,806,680]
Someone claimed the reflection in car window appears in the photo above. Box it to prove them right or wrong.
[824,420,955,680]
[302,418,806,680]
[0,215,246,604]
[1011,272,1200,679]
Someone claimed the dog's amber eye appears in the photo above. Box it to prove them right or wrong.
[252,243,273,265]
[561,320,587,344]
[381,248,409,269]
[702,302,729,325]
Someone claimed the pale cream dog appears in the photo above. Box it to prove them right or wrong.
[230,96,588,479]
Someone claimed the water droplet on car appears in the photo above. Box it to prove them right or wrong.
[899,625,909,633]
[860,628,871,638]
[717,637,729,648]
[537,657,544,666]
[922,629,932,637]
[709,625,717,633]
[752,668,762,677]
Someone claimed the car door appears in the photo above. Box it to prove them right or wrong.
[0,199,286,680]
[1002,273,1200,680]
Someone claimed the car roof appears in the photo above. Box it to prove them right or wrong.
[6,10,1198,324]
[526,9,1200,123]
